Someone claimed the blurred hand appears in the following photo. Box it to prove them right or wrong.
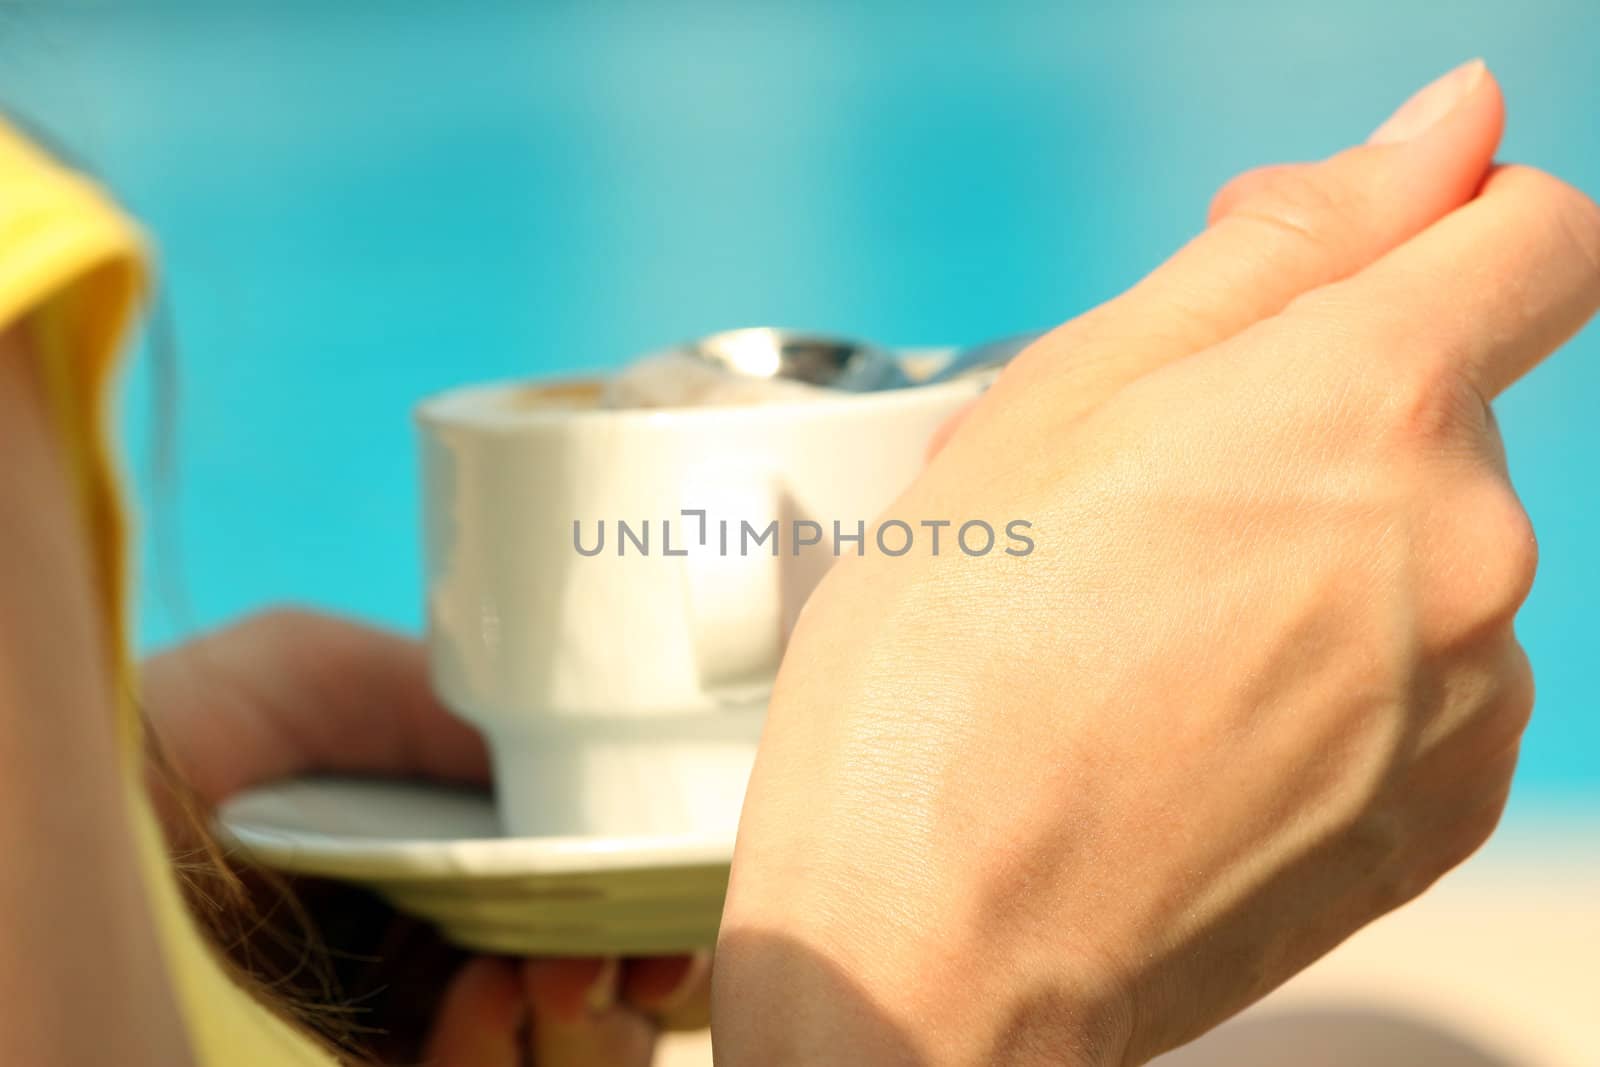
[716,61,1600,1064]
[141,609,709,1066]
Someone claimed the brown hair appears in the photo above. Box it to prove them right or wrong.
[140,704,372,1061]
[133,295,383,1063]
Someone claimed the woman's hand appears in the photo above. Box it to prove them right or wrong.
[716,62,1600,1065]
[141,609,708,1066]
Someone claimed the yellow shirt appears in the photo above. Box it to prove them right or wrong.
[0,121,335,1064]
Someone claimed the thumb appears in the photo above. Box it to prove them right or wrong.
[950,59,1504,449]
[526,959,656,1066]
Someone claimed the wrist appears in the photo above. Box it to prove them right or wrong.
[715,895,1130,1067]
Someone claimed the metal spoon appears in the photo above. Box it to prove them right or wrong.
[684,325,1044,392]
[688,327,911,392]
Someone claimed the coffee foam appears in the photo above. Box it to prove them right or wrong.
[601,350,831,410]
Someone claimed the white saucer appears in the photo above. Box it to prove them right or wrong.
[217,776,735,956]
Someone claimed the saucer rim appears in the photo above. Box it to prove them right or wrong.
[217,775,736,883]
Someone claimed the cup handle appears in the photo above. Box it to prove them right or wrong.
[677,472,785,698]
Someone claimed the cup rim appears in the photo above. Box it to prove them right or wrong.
[414,370,987,434]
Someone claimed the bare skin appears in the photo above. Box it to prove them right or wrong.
[3,58,1595,1067]
[0,365,706,1067]
[0,327,194,1066]
[715,61,1600,1066]
[141,609,712,1065]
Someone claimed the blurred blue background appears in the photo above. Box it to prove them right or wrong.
[5,2,1594,813]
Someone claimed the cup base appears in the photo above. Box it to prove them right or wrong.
[488,706,765,840]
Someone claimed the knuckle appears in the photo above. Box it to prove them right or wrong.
[1463,752,1521,849]
[1208,163,1287,224]
[1207,169,1251,224]
[1388,772,1517,907]
[1494,644,1538,741]
[1492,165,1600,288]
[1278,278,1485,449]
[1424,482,1537,649]
[1553,187,1600,291]
[230,604,331,653]
[1435,482,1539,641]
[1472,484,1541,618]
[1372,350,1487,450]
[1441,788,1513,873]
[1460,642,1537,762]
[1218,165,1361,259]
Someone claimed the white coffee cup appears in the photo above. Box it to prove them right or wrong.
[417,370,983,839]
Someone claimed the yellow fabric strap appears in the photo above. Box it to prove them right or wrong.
[0,120,334,1066]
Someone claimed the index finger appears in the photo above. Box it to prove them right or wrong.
[1287,164,1600,399]
[143,610,491,803]
[948,61,1505,454]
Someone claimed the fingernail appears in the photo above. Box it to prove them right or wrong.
[664,950,712,1007]
[583,957,620,1015]
[1368,59,1486,145]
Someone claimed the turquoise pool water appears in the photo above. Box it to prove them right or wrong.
[8,2,1595,811]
